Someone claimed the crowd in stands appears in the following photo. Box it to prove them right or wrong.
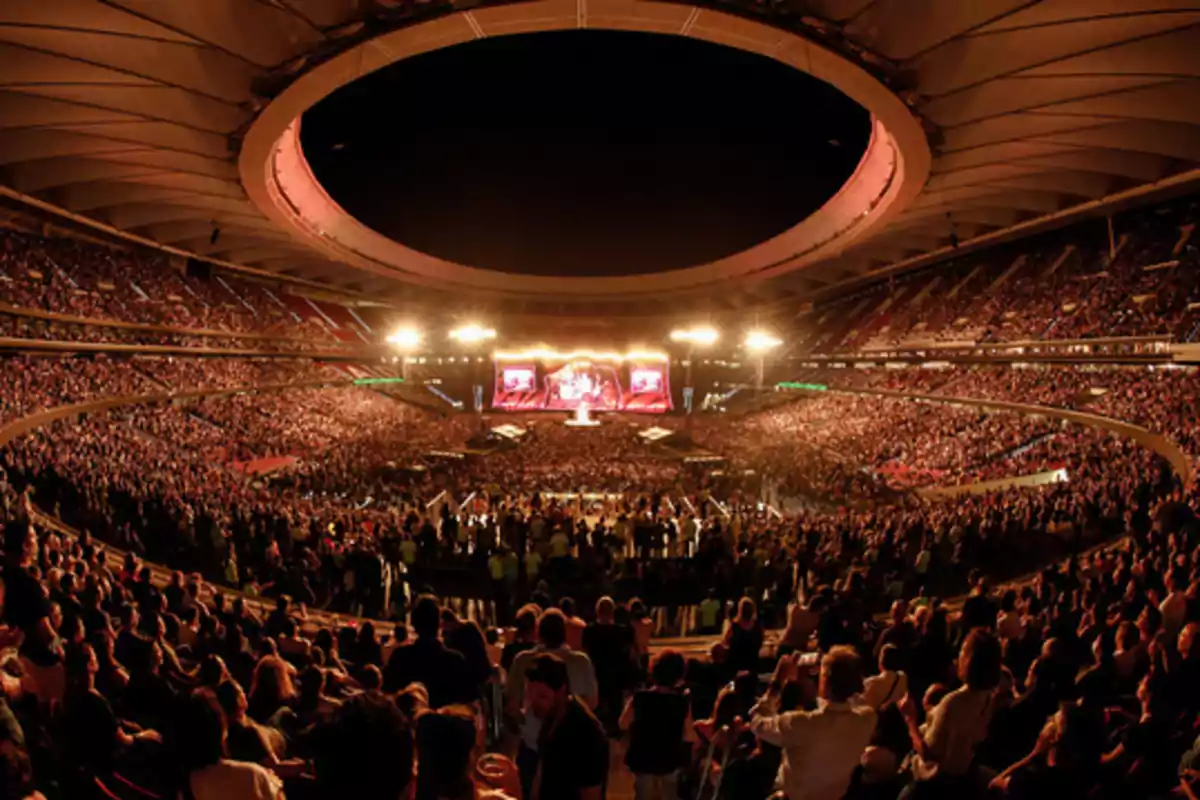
[790,363,1200,464]
[803,194,1200,353]
[700,391,1097,492]
[3,199,1200,799]
[0,229,370,351]
[0,393,1196,800]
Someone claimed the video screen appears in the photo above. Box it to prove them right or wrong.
[493,355,671,413]
[501,367,535,393]
[630,368,663,394]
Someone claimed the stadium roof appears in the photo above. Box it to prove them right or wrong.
[1,0,1198,312]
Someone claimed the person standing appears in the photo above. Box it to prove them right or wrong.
[525,654,608,800]
[506,610,599,795]
[584,596,634,735]
[382,595,474,708]
[620,649,692,800]
[749,646,876,800]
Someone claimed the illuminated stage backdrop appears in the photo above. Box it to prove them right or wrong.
[492,349,671,413]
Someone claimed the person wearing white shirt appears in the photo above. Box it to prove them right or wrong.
[749,646,876,800]
[1160,570,1188,637]
[862,644,908,711]
[899,629,1003,793]
[177,692,286,800]
[996,590,1024,642]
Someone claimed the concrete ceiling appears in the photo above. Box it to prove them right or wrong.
[2,0,1199,310]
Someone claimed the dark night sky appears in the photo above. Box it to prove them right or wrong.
[302,30,871,277]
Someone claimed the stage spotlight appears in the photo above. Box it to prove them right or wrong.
[669,326,719,346]
[386,326,423,349]
[744,331,783,352]
[449,324,496,344]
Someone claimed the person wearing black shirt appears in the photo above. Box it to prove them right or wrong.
[525,654,608,800]
[502,605,540,672]
[121,638,177,732]
[583,596,634,734]
[873,600,917,669]
[442,610,492,692]
[81,579,112,639]
[264,595,292,642]
[162,571,186,617]
[621,649,690,800]
[3,520,48,635]
[383,594,474,707]
[52,572,83,626]
[724,597,764,676]
[960,572,998,633]
[130,566,160,614]
[114,605,146,672]
[62,642,161,775]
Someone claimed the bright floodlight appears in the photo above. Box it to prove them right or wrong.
[745,331,783,352]
[669,326,719,346]
[386,326,423,349]
[449,324,496,344]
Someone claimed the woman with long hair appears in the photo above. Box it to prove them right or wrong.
[173,690,284,800]
[723,597,764,676]
[990,704,1105,799]
[247,655,298,726]
[61,642,160,775]
[214,679,308,779]
[121,638,177,731]
[89,628,129,697]
[900,629,1003,799]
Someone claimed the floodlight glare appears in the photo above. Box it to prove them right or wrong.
[669,326,719,346]
[744,331,783,352]
[386,326,423,349]
[449,324,497,344]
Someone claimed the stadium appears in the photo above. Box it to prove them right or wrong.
[0,1,1199,799]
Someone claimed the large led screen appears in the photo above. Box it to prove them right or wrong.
[493,355,671,413]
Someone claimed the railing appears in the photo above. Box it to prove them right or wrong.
[0,301,376,351]
[817,334,1175,363]
[0,334,379,362]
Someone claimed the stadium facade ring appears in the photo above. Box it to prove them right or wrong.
[239,0,931,301]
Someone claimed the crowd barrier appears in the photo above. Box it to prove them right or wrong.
[918,468,1068,499]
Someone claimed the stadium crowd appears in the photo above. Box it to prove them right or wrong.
[0,229,367,351]
[803,194,1199,353]
[0,345,1190,800]
[1,198,1200,800]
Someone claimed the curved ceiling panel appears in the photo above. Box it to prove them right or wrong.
[0,0,1195,310]
[238,3,924,301]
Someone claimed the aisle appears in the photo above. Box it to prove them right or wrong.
[607,736,635,800]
